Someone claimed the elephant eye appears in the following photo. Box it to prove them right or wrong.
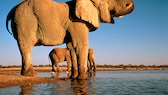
[125,3,130,7]
[126,3,129,6]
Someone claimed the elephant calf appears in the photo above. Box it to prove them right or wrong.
[49,48,96,73]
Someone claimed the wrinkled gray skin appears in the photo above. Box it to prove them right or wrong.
[49,48,96,73]
[6,0,134,79]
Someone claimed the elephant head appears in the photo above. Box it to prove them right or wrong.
[75,0,134,29]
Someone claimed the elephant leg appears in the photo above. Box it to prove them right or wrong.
[50,53,61,72]
[69,22,89,79]
[49,53,57,72]
[18,41,36,77]
[56,65,62,72]
[51,60,57,72]
[55,61,62,72]
[13,3,38,77]
[49,55,56,72]
[87,60,91,72]
[52,63,55,72]
[92,59,96,72]
[52,62,61,72]
[68,22,89,79]
[67,42,78,79]
[76,45,88,80]
[66,54,72,72]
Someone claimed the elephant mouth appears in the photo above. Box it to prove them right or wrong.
[110,10,115,23]
[111,17,115,24]
[110,2,134,23]
[110,10,122,24]
[110,15,124,24]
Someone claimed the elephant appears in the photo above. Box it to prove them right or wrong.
[87,48,96,72]
[49,48,96,73]
[49,48,72,73]
[6,0,134,79]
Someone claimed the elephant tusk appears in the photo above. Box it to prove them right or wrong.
[127,3,133,10]
[117,15,124,18]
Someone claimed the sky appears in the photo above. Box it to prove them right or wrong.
[0,0,168,66]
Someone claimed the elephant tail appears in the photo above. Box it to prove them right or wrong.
[48,50,54,65]
[6,5,18,35]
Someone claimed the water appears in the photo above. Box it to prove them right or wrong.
[0,70,168,95]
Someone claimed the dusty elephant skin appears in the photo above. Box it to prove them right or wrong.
[49,48,72,72]
[49,48,96,73]
[87,49,96,72]
[6,0,134,79]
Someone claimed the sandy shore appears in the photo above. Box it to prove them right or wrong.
[0,67,167,88]
[0,67,68,88]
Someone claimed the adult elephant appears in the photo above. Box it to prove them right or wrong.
[87,48,96,72]
[49,48,96,73]
[6,0,134,79]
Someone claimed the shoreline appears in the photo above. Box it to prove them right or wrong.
[0,66,168,72]
[0,67,168,88]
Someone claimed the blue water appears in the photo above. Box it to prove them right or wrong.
[0,70,168,95]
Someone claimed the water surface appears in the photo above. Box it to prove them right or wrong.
[0,70,168,95]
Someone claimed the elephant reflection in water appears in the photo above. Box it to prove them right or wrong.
[71,75,97,95]
[49,48,96,74]
[20,85,33,95]
[71,79,88,95]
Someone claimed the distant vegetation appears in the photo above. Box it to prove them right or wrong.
[0,64,51,68]
[97,64,168,68]
[96,64,168,70]
[1,64,168,70]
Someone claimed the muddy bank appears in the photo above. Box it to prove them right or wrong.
[0,75,69,88]
[0,67,68,88]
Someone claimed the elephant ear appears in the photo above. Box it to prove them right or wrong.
[98,2,111,23]
[75,0,100,28]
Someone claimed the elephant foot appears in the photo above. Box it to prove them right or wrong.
[21,66,37,77]
[21,70,37,77]
[70,72,78,79]
[77,73,87,80]
[93,69,96,72]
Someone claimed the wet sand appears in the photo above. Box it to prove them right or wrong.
[0,67,68,88]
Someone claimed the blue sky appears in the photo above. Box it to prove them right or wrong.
[0,0,168,66]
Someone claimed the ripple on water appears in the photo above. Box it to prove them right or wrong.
[0,70,168,95]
